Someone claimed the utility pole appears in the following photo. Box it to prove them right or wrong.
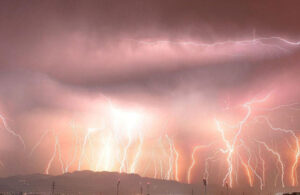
[203,178,207,195]
[146,182,150,195]
[191,189,193,195]
[51,181,55,195]
[225,182,229,195]
[116,179,120,195]
[140,184,143,195]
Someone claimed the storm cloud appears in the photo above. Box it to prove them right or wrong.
[0,1,299,190]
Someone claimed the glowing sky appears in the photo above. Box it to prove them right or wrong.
[0,0,300,192]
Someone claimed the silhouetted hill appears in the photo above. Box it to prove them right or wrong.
[0,171,192,195]
[0,171,299,195]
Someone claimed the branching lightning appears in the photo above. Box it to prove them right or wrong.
[0,114,25,149]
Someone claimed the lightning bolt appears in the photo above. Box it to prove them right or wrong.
[240,140,263,190]
[103,134,114,171]
[258,145,266,186]
[215,94,270,187]
[159,159,163,179]
[203,150,220,184]
[0,114,25,149]
[263,102,300,111]
[65,123,79,172]
[153,158,157,179]
[78,128,97,170]
[30,129,49,156]
[256,116,300,186]
[173,143,179,182]
[127,36,300,52]
[165,135,174,180]
[256,140,285,188]
[57,136,65,174]
[187,144,212,184]
[45,134,58,174]
[130,132,144,173]
[165,135,179,181]
[240,157,253,187]
[119,133,132,173]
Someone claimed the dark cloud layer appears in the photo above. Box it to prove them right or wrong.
[1,0,300,90]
